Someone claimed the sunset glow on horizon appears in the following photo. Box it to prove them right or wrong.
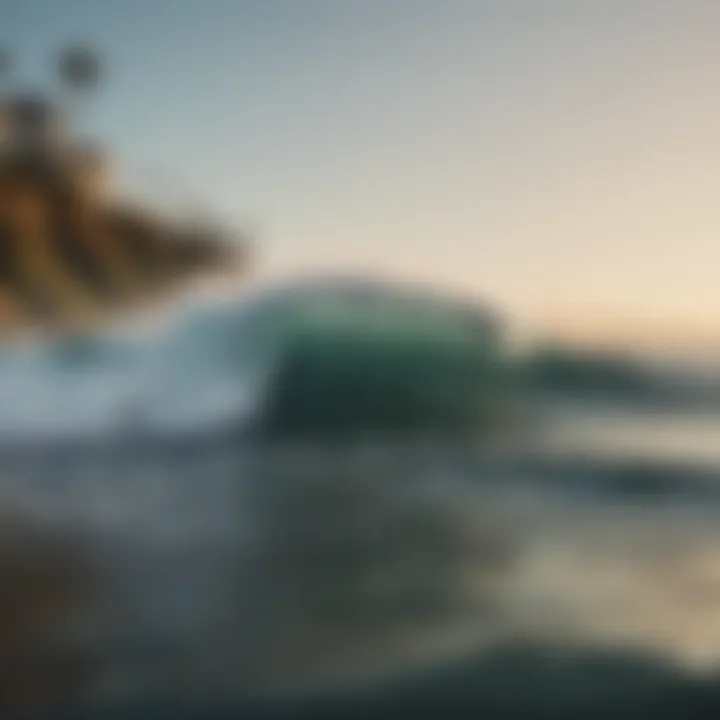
[7,1,720,350]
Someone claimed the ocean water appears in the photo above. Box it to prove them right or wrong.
[5,432,720,714]
[3,329,720,714]
[539,401,720,465]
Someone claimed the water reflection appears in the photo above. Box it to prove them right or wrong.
[4,441,720,715]
[541,403,720,465]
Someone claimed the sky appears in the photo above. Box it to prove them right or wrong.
[5,0,720,349]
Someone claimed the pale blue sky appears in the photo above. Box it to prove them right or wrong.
[5,1,720,346]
